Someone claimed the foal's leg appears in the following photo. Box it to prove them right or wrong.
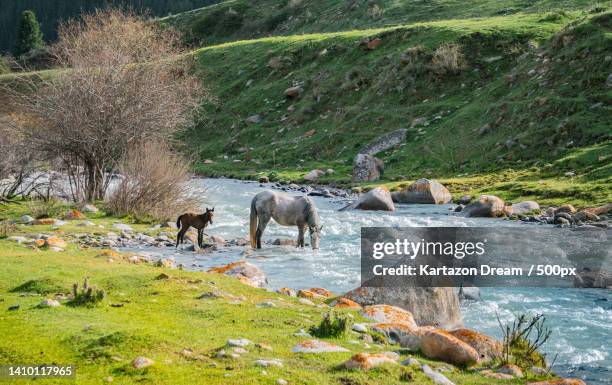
[176,227,186,248]
[198,228,203,249]
[256,215,271,249]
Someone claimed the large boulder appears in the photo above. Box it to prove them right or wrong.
[420,329,479,366]
[392,179,452,204]
[361,305,417,327]
[371,323,432,350]
[511,201,540,215]
[352,187,395,211]
[573,268,612,288]
[352,154,384,182]
[207,260,268,288]
[344,287,462,329]
[461,195,506,218]
[583,203,612,216]
[303,169,325,181]
[359,129,407,156]
[448,328,502,363]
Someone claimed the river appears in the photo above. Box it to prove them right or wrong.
[124,178,611,384]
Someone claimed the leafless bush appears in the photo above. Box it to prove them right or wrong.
[431,44,464,75]
[0,110,39,202]
[4,8,204,202]
[27,198,66,219]
[107,142,200,222]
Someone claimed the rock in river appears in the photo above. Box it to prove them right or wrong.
[349,187,395,211]
[345,287,462,329]
[392,178,452,204]
[461,195,506,218]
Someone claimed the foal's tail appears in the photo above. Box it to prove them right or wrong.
[249,198,257,248]
[176,214,183,230]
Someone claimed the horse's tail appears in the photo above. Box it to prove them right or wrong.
[249,198,258,248]
[176,214,183,230]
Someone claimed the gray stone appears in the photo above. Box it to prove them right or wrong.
[462,195,506,218]
[20,215,34,224]
[227,338,252,347]
[511,201,540,215]
[255,359,283,367]
[352,154,384,182]
[291,339,349,353]
[81,204,99,213]
[359,129,407,156]
[246,114,262,124]
[39,299,61,307]
[421,364,455,385]
[132,356,154,369]
[392,179,452,204]
[350,187,395,211]
[344,287,462,329]
[112,223,133,233]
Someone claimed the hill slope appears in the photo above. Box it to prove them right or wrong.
[183,7,611,206]
[164,0,608,46]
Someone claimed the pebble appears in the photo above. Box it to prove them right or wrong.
[227,338,252,347]
[39,299,61,308]
[131,356,154,369]
[255,359,283,368]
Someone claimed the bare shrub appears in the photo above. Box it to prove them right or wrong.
[0,107,39,202]
[5,9,204,202]
[107,142,199,222]
[26,198,66,219]
[431,44,464,75]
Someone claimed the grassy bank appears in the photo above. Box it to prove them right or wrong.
[0,204,555,384]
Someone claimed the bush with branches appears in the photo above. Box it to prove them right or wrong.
[107,141,200,222]
[5,9,204,202]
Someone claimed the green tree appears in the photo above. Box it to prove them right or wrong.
[14,10,44,57]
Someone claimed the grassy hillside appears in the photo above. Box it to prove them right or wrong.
[164,0,608,46]
[182,6,611,207]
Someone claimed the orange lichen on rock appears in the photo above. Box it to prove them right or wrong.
[420,329,479,367]
[449,328,502,363]
[297,289,326,300]
[309,287,333,297]
[207,261,246,274]
[344,353,397,370]
[333,297,362,310]
[361,304,417,328]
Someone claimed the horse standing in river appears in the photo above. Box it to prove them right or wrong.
[176,207,214,249]
[250,191,322,250]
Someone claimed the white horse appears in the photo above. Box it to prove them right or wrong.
[249,190,322,250]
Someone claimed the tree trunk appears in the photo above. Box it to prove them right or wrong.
[85,160,105,201]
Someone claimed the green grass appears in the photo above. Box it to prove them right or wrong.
[182,9,610,207]
[163,0,609,46]
[0,206,555,384]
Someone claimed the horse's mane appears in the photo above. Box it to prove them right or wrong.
[303,197,320,227]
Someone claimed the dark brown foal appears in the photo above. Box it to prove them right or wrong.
[175,207,214,249]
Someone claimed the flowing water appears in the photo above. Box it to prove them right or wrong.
[125,178,611,384]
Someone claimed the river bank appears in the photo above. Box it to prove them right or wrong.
[1,178,610,384]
